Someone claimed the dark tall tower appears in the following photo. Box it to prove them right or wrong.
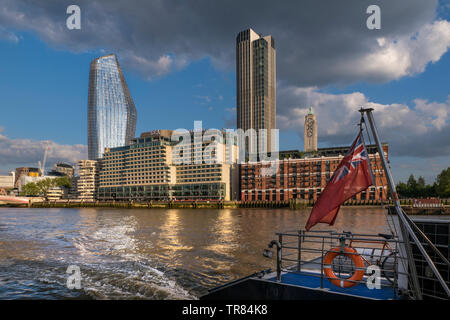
[236,28,276,155]
[88,54,137,160]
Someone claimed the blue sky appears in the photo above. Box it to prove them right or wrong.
[0,0,449,184]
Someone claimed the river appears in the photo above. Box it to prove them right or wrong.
[0,207,390,299]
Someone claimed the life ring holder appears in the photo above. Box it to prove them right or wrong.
[323,246,365,288]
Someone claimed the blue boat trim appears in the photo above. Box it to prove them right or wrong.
[266,271,397,300]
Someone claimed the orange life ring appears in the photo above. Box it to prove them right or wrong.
[323,246,365,288]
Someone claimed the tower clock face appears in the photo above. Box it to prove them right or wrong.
[306,118,314,137]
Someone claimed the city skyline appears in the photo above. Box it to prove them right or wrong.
[0,0,449,184]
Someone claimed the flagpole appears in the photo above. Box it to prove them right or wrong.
[360,108,450,298]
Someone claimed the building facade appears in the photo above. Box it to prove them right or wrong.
[171,129,239,201]
[48,163,75,178]
[304,107,318,152]
[97,130,239,201]
[88,54,137,160]
[77,160,99,201]
[236,28,276,156]
[14,167,39,188]
[47,187,67,201]
[240,144,389,202]
[0,172,15,189]
[97,131,175,201]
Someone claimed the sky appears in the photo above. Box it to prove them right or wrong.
[0,0,449,184]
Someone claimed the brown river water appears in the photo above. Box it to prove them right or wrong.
[0,207,390,299]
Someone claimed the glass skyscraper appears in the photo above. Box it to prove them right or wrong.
[88,54,137,160]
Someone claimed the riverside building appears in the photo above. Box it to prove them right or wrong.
[14,167,39,188]
[77,160,99,201]
[240,144,389,202]
[97,130,239,201]
[0,172,15,189]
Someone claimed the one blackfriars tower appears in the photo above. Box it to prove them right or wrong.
[236,28,276,156]
[88,54,137,160]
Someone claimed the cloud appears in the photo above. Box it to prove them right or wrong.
[323,20,450,83]
[0,26,19,43]
[277,86,450,158]
[0,0,447,85]
[225,107,236,113]
[0,131,87,174]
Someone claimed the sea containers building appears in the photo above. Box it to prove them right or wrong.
[97,130,239,201]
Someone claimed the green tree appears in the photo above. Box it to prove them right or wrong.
[424,183,437,197]
[406,174,418,197]
[20,177,71,197]
[54,176,71,188]
[396,181,408,198]
[21,182,40,196]
[417,176,425,189]
[397,175,438,198]
[436,167,450,198]
[36,178,54,196]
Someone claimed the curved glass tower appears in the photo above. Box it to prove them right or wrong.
[88,54,137,160]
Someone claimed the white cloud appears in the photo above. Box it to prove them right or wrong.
[0,131,87,174]
[348,20,450,82]
[277,87,450,157]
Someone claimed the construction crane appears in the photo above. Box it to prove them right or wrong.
[38,142,50,176]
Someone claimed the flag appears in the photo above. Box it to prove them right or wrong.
[305,132,374,231]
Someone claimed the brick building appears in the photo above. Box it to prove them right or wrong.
[240,143,389,202]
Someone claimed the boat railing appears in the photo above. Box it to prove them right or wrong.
[264,230,410,296]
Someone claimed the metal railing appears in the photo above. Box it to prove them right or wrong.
[264,230,412,297]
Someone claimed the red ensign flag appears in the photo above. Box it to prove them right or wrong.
[305,133,374,231]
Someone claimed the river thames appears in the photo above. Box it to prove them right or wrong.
[0,207,390,299]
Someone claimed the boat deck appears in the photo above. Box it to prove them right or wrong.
[265,270,397,300]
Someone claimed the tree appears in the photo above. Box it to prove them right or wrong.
[21,182,40,196]
[54,176,71,188]
[406,174,418,197]
[417,176,425,189]
[396,182,408,198]
[424,183,437,197]
[436,168,450,198]
[19,176,72,197]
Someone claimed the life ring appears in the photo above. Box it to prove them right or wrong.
[323,246,365,288]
